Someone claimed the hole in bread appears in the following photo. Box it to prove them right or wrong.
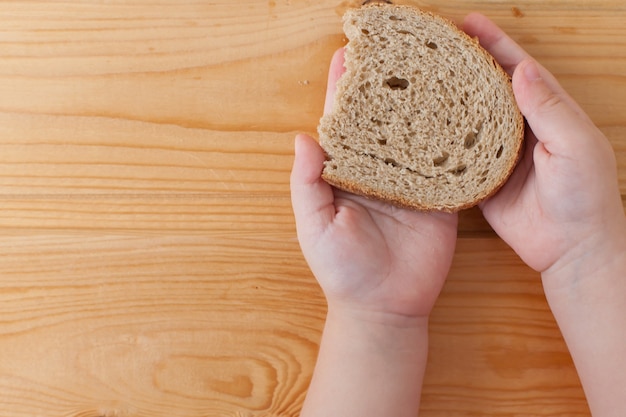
[362,0,392,4]
[397,29,414,36]
[464,132,477,149]
[496,145,504,158]
[389,15,403,21]
[385,76,410,90]
[370,117,382,127]
[450,164,467,175]
[384,158,399,167]
[425,41,438,50]
[361,28,370,35]
[377,138,387,145]
[433,152,450,167]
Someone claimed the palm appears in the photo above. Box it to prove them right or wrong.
[479,131,561,271]
[481,127,620,272]
[311,191,458,318]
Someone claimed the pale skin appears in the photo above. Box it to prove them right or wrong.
[291,12,626,417]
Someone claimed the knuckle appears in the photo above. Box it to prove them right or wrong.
[534,91,564,113]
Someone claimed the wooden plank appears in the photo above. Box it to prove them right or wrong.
[0,113,623,233]
[1,2,625,234]
[0,236,587,416]
[0,232,322,416]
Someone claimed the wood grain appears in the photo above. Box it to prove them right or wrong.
[0,0,624,416]
[0,233,323,417]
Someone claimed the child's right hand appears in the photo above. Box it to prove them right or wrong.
[463,13,626,280]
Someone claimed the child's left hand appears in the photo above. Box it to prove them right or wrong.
[291,49,458,323]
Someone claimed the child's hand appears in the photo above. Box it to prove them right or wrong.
[463,16,626,416]
[291,52,458,323]
[463,14,626,278]
[291,134,457,321]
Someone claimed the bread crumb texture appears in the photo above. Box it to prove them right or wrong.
[318,4,524,212]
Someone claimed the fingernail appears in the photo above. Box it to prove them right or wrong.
[295,134,308,156]
[294,134,302,155]
[523,60,542,81]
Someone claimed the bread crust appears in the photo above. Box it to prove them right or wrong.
[319,3,525,212]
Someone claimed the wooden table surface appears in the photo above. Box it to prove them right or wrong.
[0,1,624,416]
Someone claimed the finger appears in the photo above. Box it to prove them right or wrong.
[463,13,577,108]
[512,59,598,158]
[462,12,529,75]
[323,48,346,115]
[290,134,336,236]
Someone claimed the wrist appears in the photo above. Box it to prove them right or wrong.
[324,305,430,355]
[537,220,626,417]
[541,219,626,298]
[302,301,430,417]
[326,303,431,331]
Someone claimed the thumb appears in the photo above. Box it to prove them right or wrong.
[290,134,336,239]
[512,59,599,159]
[324,48,346,115]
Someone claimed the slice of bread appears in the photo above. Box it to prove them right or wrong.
[318,3,524,212]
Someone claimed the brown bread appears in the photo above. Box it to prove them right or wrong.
[318,4,525,212]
